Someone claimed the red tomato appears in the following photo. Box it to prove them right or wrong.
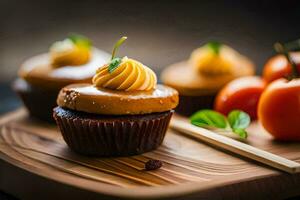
[214,76,266,120]
[258,78,300,141]
[263,53,300,83]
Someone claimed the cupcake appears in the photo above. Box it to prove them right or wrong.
[13,34,110,122]
[53,37,179,156]
[161,42,255,116]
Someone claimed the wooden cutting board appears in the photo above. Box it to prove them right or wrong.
[0,108,300,200]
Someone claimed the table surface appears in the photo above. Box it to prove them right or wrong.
[0,82,19,200]
[2,81,300,200]
[1,108,300,200]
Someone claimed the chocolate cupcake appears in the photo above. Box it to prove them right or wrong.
[13,34,110,122]
[53,37,179,156]
[161,42,255,116]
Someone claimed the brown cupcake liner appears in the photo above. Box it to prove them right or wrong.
[176,94,217,117]
[53,107,173,157]
[13,78,59,123]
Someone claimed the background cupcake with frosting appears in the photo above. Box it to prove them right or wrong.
[13,34,110,122]
[161,42,255,116]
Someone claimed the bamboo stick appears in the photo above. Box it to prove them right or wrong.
[170,116,300,174]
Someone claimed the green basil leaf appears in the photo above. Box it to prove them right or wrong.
[108,57,122,73]
[190,109,227,129]
[228,110,250,130]
[233,128,248,139]
[207,41,222,55]
[68,34,92,49]
[191,120,214,128]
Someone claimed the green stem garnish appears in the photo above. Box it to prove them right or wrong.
[207,41,222,55]
[190,109,250,139]
[111,36,127,60]
[108,36,127,73]
[274,42,299,80]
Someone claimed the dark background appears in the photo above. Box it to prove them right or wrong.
[0,0,300,199]
[1,0,300,114]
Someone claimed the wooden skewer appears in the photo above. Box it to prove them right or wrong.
[170,116,300,174]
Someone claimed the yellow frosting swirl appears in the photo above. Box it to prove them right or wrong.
[50,38,91,68]
[93,57,157,91]
[189,44,238,76]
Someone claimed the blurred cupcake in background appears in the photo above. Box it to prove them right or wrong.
[161,42,255,116]
[13,34,110,122]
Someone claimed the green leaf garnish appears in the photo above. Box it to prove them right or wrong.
[190,110,227,129]
[232,128,247,139]
[228,110,250,130]
[207,41,222,55]
[228,110,250,138]
[108,57,122,73]
[190,109,250,139]
[68,34,92,49]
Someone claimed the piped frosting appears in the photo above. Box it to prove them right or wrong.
[50,35,91,68]
[93,57,157,91]
[189,43,240,76]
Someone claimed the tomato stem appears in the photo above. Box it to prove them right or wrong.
[284,39,300,52]
[274,42,299,80]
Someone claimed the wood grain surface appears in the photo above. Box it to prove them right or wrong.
[0,108,300,200]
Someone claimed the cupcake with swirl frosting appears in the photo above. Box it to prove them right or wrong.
[53,37,179,156]
[161,42,255,116]
[13,34,110,122]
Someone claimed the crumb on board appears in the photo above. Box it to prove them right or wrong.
[145,159,163,171]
